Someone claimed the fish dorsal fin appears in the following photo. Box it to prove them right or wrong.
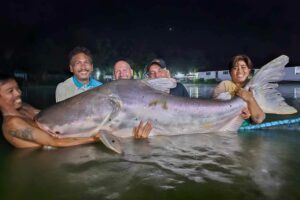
[142,78,177,93]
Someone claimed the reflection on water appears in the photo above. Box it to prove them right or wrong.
[294,88,300,99]
[278,84,300,99]
[1,131,300,199]
[185,83,300,100]
[0,83,300,200]
[185,83,216,99]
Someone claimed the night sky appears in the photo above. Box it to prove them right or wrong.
[1,0,300,74]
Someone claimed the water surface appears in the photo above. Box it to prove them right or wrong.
[0,83,300,200]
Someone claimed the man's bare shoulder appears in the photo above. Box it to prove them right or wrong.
[2,116,40,148]
[4,115,33,130]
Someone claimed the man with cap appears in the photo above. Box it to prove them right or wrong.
[55,46,102,102]
[147,59,189,97]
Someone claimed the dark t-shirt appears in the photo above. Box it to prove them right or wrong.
[170,82,189,97]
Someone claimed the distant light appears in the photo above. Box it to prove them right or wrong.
[174,72,184,79]
[168,27,174,31]
[94,68,101,80]
[96,71,101,78]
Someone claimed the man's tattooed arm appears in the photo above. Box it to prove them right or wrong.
[9,128,34,141]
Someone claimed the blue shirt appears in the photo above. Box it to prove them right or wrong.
[72,76,102,90]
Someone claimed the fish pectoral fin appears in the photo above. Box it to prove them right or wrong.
[99,130,123,154]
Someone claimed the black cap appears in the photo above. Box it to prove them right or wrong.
[147,58,167,71]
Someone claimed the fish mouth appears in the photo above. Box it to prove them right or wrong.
[35,121,54,134]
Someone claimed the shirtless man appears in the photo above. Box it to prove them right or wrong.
[0,74,104,148]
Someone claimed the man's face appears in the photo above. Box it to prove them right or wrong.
[114,61,133,80]
[69,53,93,83]
[0,79,22,110]
[149,64,170,78]
[148,64,162,78]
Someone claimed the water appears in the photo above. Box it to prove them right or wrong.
[1,83,300,200]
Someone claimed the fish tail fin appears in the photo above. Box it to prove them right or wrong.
[246,55,297,114]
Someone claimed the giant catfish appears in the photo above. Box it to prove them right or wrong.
[36,55,297,153]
